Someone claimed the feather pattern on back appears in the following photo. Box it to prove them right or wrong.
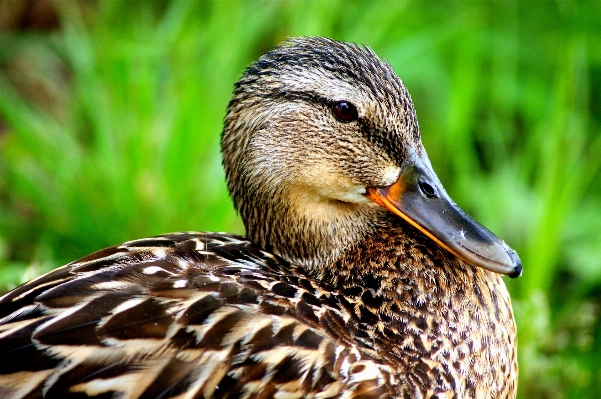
[0,231,516,398]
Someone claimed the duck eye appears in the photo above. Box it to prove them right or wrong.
[332,101,358,122]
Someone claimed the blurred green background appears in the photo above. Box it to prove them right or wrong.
[0,1,600,397]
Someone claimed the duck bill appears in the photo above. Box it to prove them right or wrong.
[366,151,522,278]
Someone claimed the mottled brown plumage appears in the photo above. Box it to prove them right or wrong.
[0,37,519,398]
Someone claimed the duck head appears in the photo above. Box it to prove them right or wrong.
[222,37,521,278]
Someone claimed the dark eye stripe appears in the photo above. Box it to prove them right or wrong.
[258,91,359,123]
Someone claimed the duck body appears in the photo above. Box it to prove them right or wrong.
[0,230,516,398]
[0,38,519,398]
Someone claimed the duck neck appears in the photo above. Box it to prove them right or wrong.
[245,197,386,271]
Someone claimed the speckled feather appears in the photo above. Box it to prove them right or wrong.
[0,37,517,398]
[0,234,392,398]
[0,231,515,398]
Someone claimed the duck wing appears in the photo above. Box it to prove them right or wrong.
[0,233,391,399]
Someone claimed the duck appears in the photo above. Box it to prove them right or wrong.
[0,37,521,399]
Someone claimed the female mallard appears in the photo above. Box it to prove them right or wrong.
[0,37,521,399]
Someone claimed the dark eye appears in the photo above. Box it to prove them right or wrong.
[332,101,358,122]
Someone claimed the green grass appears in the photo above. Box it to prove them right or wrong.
[1,1,600,397]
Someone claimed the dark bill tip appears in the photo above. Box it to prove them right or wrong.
[507,249,523,278]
